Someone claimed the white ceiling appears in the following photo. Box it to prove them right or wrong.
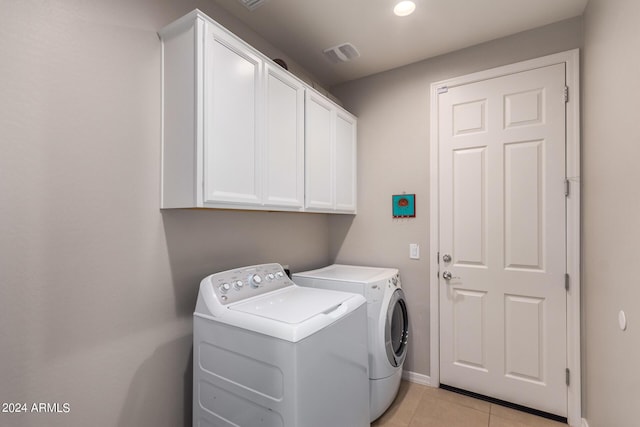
[212,0,588,87]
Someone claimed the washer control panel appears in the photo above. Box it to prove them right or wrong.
[206,263,293,305]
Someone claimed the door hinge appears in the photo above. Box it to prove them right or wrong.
[565,179,570,197]
[437,86,448,94]
[564,86,569,103]
[566,368,570,386]
[437,252,440,264]
[565,273,570,291]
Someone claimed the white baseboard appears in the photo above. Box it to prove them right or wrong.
[581,419,589,427]
[402,370,431,386]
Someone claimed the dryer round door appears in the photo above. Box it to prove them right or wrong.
[384,288,409,367]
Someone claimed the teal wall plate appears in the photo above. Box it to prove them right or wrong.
[392,194,415,218]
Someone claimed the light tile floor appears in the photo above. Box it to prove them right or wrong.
[371,381,567,427]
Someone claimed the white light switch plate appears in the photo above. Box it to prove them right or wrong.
[409,243,420,259]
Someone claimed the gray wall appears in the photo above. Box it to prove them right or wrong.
[582,0,640,425]
[330,18,583,377]
[0,1,330,426]
[7,0,635,425]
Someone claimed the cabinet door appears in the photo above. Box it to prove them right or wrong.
[264,64,305,208]
[305,92,334,210]
[335,110,357,212]
[204,25,262,205]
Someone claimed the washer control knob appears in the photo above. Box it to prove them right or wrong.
[219,283,231,294]
[233,280,244,290]
[275,271,284,278]
[392,276,398,286]
[266,273,275,281]
[249,274,263,288]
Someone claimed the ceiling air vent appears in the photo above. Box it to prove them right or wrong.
[238,0,266,11]
[323,43,360,63]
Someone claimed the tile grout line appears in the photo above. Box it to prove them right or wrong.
[406,385,426,426]
[411,384,492,426]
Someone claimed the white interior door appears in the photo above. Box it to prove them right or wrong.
[438,63,567,417]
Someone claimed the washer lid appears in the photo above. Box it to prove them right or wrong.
[294,264,398,283]
[229,287,354,324]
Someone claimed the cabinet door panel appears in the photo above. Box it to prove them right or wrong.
[305,93,334,210]
[335,112,357,212]
[264,65,304,208]
[204,28,262,204]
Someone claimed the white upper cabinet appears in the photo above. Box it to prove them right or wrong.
[305,92,334,210]
[335,110,357,212]
[204,24,263,205]
[160,10,355,214]
[305,90,357,214]
[264,64,305,208]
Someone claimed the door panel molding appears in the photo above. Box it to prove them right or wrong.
[429,49,581,426]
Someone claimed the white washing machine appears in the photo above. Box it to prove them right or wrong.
[193,263,369,427]
[292,264,409,422]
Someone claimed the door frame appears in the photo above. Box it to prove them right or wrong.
[428,49,581,426]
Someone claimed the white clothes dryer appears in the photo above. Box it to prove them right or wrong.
[292,264,409,422]
[193,263,369,427]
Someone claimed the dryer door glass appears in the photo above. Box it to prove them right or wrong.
[385,288,409,367]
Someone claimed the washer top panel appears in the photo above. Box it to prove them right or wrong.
[230,286,355,324]
[195,263,366,342]
[293,264,398,283]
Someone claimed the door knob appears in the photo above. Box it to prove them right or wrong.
[442,271,460,280]
[442,254,452,263]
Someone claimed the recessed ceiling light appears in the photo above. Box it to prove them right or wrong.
[394,0,416,17]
